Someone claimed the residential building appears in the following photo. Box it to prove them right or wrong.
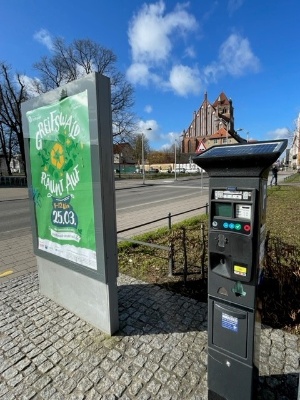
[113,142,136,174]
[0,153,24,175]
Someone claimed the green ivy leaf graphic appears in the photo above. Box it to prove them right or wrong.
[58,133,66,145]
[63,158,74,172]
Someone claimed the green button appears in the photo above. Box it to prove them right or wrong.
[235,224,242,230]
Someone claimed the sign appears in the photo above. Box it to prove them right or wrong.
[26,90,96,270]
[221,313,238,332]
[196,141,206,153]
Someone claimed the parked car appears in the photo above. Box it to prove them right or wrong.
[185,168,200,174]
[172,168,186,173]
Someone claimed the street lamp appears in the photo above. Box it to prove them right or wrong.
[235,128,249,142]
[118,152,123,178]
[174,140,177,181]
[141,128,152,185]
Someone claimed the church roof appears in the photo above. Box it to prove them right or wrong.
[212,92,230,107]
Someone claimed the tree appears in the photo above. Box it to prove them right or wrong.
[131,134,150,164]
[33,38,137,142]
[0,62,28,174]
[148,150,173,164]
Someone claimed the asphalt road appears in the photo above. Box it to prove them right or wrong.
[0,177,209,237]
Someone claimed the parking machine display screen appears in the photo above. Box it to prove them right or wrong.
[214,203,232,218]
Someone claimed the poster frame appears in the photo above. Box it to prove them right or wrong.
[22,73,117,284]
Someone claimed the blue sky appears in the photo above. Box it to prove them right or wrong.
[1,0,300,149]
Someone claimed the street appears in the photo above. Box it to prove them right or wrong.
[0,176,209,239]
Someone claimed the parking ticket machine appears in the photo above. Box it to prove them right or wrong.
[193,140,287,400]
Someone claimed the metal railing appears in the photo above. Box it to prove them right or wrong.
[117,203,209,277]
[0,176,27,186]
[117,203,209,235]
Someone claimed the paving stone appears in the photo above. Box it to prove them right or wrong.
[146,379,162,396]
[109,382,127,397]
[7,372,23,387]
[0,271,299,399]
[108,365,124,381]
[16,387,36,400]
[2,366,19,380]
[89,368,105,384]
[95,376,114,393]
[85,388,101,400]
[128,380,143,396]
[0,359,13,374]
[37,360,54,373]
[77,376,93,392]
[107,349,122,361]
[33,375,52,391]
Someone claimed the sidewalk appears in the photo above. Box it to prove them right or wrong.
[0,271,299,399]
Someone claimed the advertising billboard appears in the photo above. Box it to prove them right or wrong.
[26,90,96,270]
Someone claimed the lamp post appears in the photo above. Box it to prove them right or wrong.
[118,152,122,179]
[141,133,145,184]
[235,128,247,142]
[141,128,152,185]
[174,140,177,181]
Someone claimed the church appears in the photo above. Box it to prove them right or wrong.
[181,92,245,154]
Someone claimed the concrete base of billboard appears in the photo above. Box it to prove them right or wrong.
[37,256,119,335]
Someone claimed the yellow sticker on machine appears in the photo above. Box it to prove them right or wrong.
[234,265,247,276]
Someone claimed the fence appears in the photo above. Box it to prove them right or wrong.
[117,203,209,235]
[0,176,27,186]
[117,203,209,279]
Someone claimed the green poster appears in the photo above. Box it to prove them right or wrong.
[27,90,97,270]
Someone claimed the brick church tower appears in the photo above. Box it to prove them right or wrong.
[181,92,243,154]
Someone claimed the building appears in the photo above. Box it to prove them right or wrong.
[0,153,24,175]
[113,143,136,174]
[181,91,245,154]
[290,113,300,170]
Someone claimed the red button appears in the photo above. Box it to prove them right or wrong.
[244,224,251,232]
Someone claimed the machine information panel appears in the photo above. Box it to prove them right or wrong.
[214,190,252,201]
[236,204,252,219]
[211,189,254,235]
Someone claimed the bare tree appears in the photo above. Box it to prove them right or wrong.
[131,134,150,164]
[33,38,137,141]
[0,62,28,174]
[0,123,19,174]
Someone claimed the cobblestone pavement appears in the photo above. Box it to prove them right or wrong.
[0,272,299,399]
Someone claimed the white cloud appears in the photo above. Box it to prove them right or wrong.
[128,1,197,64]
[219,34,260,76]
[204,33,260,82]
[228,0,245,15]
[144,105,153,113]
[168,65,202,96]
[19,75,42,97]
[158,131,183,150]
[127,1,199,97]
[267,127,290,140]
[137,120,159,141]
[184,46,196,59]
[33,29,54,51]
[126,3,260,97]
[126,63,153,86]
